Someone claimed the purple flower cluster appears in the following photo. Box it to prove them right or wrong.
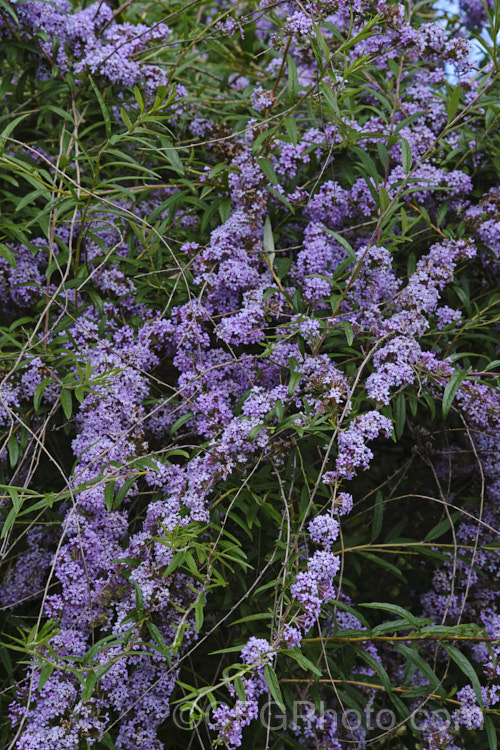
[210,638,273,748]
[336,412,393,480]
[0,0,497,748]
[3,0,171,92]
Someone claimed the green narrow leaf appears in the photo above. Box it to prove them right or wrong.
[172,621,186,656]
[234,675,246,702]
[146,621,170,656]
[209,162,227,179]
[45,492,55,509]
[162,139,185,176]
[320,82,338,115]
[82,670,98,702]
[184,550,198,577]
[371,490,384,542]
[60,388,72,420]
[248,423,265,441]
[38,663,54,690]
[437,200,449,227]
[8,488,21,513]
[376,141,388,167]
[359,602,420,628]
[120,107,133,130]
[310,37,325,70]
[113,477,136,509]
[483,359,500,372]
[287,648,322,677]
[387,690,410,718]
[425,510,460,542]
[132,581,144,616]
[287,55,298,105]
[229,613,273,626]
[284,116,298,146]
[356,551,405,582]
[14,188,46,214]
[379,185,390,212]
[263,664,285,712]
[313,22,330,58]
[258,157,278,186]
[219,197,231,224]
[352,146,379,182]
[442,643,483,707]
[442,369,468,419]
[485,715,497,750]
[100,734,118,750]
[133,85,145,113]
[402,654,416,686]
[194,595,204,632]
[209,645,246,656]
[400,206,408,234]
[401,138,412,175]
[275,399,283,421]
[372,618,420,635]
[355,646,393,693]
[164,551,185,577]
[447,85,461,124]
[0,243,17,269]
[88,75,111,140]
[252,127,273,155]
[394,392,406,440]
[104,479,116,512]
[336,320,354,346]
[395,643,442,691]
[323,229,356,260]
[153,84,174,110]
[169,411,193,437]
[265,184,295,213]
[0,113,30,155]
[0,0,18,23]
[8,435,18,468]
[423,391,436,421]
[288,360,302,397]
[331,256,353,281]
[87,289,104,316]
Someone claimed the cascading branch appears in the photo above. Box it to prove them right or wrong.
[0,0,499,748]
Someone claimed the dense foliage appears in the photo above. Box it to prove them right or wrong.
[1,0,500,747]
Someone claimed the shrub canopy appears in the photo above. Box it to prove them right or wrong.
[1,0,500,748]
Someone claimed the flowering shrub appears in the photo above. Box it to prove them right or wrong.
[0,0,499,747]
